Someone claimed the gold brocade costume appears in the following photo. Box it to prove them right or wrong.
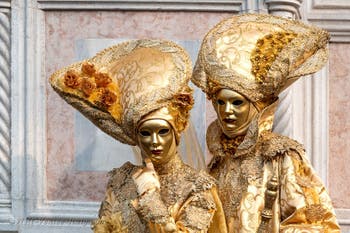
[206,104,339,233]
[50,39,227,233]
[95,160,226,233]
[192,14,340,232]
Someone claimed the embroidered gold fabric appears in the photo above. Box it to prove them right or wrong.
[205,103,340,232]
[50,39,193,145]
[220,134,245,157]
[92,212,128,233]
[250,32,297,83]
[192,14,330,102]
[93,161,227,233]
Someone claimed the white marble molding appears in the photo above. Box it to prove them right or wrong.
[303,0,350,42]
[265,0,303,18]
[0,0,12,225]
[36,0,266,12]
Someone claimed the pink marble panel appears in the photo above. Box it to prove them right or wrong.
[329,43,350,208]
[46,11,231,201]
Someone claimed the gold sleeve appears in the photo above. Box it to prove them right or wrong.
[92,187,129,233]
[135,190,172,225]
[135,190,182,233]
[137,187,227,233]
[175,189,217,233]
[279,150,340,233]
[174,187,226,233]
[207,187,228,233]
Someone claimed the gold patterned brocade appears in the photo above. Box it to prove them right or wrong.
[206,101,340,233]
[92,161,227,233]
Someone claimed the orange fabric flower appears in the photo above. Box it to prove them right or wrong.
[81,62,96,76]
[95,72,112,88]
[100,88,117,107]
[81,78,96,97]
[64,70,80,88]
[175,93,194,106]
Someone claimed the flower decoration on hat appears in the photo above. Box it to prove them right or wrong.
[50,39,192,146]
[60,61,122,123]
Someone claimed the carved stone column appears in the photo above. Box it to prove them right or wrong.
[265,0,303,19]
[0,0,11,198]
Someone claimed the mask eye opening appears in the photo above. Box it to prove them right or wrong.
[217,99,225,105]
[139,130,151,137]
[232,100,243,106]
[159,128,170,135]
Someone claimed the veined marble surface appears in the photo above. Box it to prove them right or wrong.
[329,43,350,209]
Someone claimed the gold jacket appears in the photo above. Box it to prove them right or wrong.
[93,161,227,233]
[206,103,340,233]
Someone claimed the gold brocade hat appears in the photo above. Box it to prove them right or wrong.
[192,13,330,103]
[50,39,193,145]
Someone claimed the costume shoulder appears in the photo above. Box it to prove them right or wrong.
[258,132,305,158]
[104,162,146,232]
[206,120,226,171]
[206,120,225,158]
[182,163,216,193]
[193,169,217,193]
[107,162,140,193]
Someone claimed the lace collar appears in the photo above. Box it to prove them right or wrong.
[206,100,279,160]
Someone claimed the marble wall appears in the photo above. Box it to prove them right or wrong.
[329,43,350,209]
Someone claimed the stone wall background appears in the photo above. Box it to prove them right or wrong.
[2,0,350,232]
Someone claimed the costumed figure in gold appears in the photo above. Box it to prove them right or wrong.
[50,39,227,233]
[192,14,340,233]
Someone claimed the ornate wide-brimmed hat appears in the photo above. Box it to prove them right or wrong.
[192,13,330,103]
[50,39,193,145]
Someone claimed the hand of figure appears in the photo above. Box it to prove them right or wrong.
[132,158,160,196]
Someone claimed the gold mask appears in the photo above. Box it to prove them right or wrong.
[213,89,258,138]
[137,119,177,165]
